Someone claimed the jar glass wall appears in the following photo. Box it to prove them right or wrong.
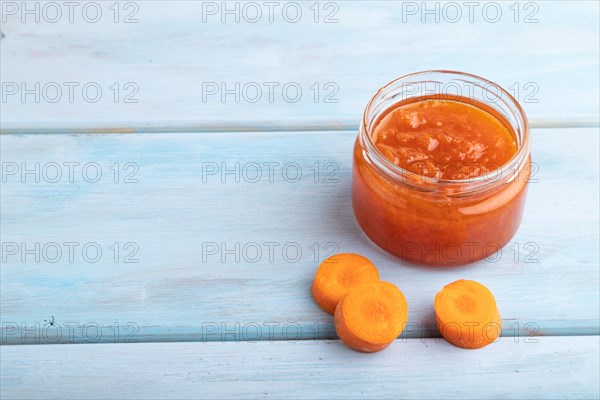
[352,71,531,266]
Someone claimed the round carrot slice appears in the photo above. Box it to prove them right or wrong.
[334,281,408,353]
[434,279,502,349]
[311,253,380,315]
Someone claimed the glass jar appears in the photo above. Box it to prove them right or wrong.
[352,71,531,266]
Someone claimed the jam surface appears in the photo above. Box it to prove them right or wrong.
[372,99,518,180]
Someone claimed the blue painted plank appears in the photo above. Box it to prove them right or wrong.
[1,128,598,344]
[1,337,599,399]
[0,1,598,132]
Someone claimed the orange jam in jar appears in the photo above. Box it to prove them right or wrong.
[352,71,531,266]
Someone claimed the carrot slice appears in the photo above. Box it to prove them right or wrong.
[311,253,380,315]
[434,279,502,349]
[334,281,408,353]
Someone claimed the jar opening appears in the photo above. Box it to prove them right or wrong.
[359,70,530,196]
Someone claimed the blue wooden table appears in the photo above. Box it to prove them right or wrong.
[1,1,599,399]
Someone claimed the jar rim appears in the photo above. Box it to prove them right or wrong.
[360,70,530,194]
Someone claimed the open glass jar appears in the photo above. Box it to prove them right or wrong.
[352,71,531,266]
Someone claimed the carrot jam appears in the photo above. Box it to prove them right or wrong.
[352,95,530,266]
[373,99,518,180]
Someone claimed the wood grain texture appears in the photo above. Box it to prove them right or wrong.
[1,1,599,132]
[1,128,598,344]
[1,337,599,399]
